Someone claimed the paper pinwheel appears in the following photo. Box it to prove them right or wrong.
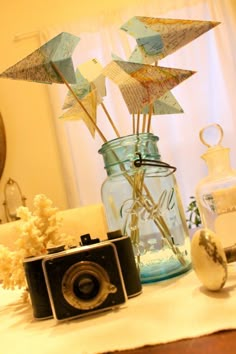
[62,59,105,110]
[62,68,91,109]
[60,89,98,136]
[78,59,106,99]
[0,33,107,141]
[121,17,220,64]
[103,60,195,114]
[141,91,183,115]
[0,32,80,84]
[111,53,184,115]
[0,33,109,142]
[60,59,107,137]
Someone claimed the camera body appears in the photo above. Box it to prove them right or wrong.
[23,231,142,321]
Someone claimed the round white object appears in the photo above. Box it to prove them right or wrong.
[191,228,227,291]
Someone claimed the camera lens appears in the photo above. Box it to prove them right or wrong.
[62,261,117,310]
[73,274,100,300]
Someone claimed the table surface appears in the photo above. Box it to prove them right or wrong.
[2,267,236,354]
[105,330,236,353]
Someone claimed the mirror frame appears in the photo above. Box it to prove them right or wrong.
[0,112,6,179]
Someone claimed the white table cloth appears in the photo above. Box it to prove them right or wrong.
[1,265,236,354]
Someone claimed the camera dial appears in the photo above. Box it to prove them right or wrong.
[62,261,117,310]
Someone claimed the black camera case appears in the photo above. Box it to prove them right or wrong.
[23,231,141,321]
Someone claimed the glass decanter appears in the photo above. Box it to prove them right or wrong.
[195,123,236,247]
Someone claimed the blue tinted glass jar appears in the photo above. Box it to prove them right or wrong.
[98,133,191,283]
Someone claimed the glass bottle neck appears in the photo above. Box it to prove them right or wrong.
[202,147,233,177]
[98,133,161,176]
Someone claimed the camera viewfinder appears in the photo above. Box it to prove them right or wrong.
[80,234,100,246]
[107,230,123,240]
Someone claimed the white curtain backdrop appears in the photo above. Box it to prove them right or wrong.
[41,0,236,210]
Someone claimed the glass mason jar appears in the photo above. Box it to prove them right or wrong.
[98,133,191,283]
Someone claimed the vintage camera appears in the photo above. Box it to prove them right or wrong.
[23,230,142,321]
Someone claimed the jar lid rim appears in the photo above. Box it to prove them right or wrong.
[98,133,159,154]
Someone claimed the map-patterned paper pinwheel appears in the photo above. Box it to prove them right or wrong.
[0,32,80,84]
[103,60,196,114]
[121,17,220,64]
[111,53,184,116]
[60,59,119,138]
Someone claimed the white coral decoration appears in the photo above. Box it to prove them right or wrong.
[0,194,76,290]
[0,245,25,289]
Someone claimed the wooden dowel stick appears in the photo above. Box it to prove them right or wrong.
[146,60,158,133]
[51,62,107,143]
[147,104,153,132]
[101,102,120,137]
[136,112,140,134]
[132,114,135,134]
[142,114,147,133]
